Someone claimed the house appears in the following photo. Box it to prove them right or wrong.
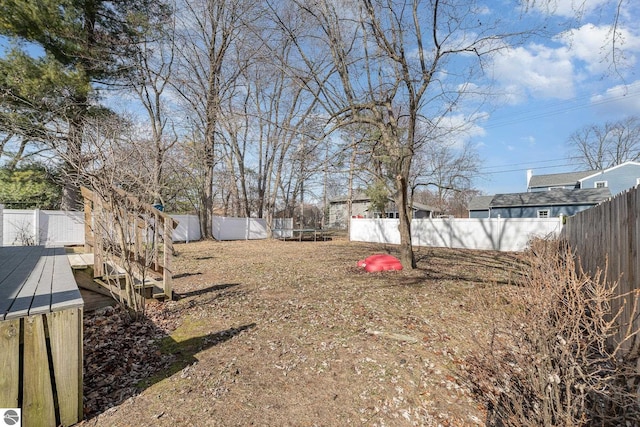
[468,195,494,218]
[328,193,440,229]
[471,188,611,219]
[468,161,640,218]
[527,161,640,195]
[470,188,611,219]
[527,170,595,191]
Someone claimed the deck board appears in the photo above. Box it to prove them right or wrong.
[0,246,45,319]
[0,246,84,321]
[5,252,49,320]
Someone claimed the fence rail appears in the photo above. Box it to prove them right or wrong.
[563,185,640,353]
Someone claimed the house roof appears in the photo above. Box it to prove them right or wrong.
[329,192,370,203]
[490,188,611,208]
[330,194,439,212]
[411,201,441,213]
[528,170,597,188]
[577,161,640,183]
[468,195,493,211]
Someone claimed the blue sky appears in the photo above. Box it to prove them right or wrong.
[1,0,639,199]
[469,0,640,195]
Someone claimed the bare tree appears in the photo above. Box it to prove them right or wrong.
[567,116,640,170]
[127,11,179,207]
[214,5,324,230]
[278,0,532,268]
[411,139,480,213]
[171,0,253,238]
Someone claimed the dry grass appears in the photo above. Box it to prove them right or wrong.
[80,238,525,427]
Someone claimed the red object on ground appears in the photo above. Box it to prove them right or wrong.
[357,254,403,272]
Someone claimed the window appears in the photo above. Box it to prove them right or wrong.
[595,181,608,189]
[537,210,550,218]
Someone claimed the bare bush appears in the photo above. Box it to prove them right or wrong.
[466,238,640,426]
[9,219,40,246]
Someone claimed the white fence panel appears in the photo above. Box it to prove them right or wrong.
[350,217,562,252]
[212,216,269,240]
[2,210,294,245]
[41,210,84,246]
[3,210,40,245]
[272,218,294,239]
[171,214,201,242]
[351,218,401,245]
[2,209,85,246]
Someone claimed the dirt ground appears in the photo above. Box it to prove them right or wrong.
[78,238,525,427]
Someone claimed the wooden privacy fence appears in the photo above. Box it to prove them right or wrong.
[563,185,640,353]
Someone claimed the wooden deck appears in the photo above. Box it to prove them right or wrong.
[0,246,84,320]
[0,245,84,427]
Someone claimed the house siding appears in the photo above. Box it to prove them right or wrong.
[489,204,596,218]
[580,163,640,196]
[469,210,490,218]
[529,184,577,192]
[328,200,370,229]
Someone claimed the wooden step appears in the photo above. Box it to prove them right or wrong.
[103,262,127,281]
[73,268,113,298]
[73,255,169,305]
[67,252,95,270]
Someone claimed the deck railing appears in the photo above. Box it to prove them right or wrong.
[80,186,178,304]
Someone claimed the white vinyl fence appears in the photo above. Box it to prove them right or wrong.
[2,210,295,246]
[212,217,268,240]
[2,209,85,246]
[350,217,563,252]
[171,214,202,242]
[272,218,295,239]
[211,216,294,241]
[1,209,560,250]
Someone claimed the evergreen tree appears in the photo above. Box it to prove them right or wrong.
[0,164,61,209]
[0,0,170,209]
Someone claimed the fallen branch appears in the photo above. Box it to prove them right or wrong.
[365,329,419,344]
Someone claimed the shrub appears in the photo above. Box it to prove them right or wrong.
[466,238,640,426]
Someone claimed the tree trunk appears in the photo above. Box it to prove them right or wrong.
[201,154,214,239]
[61,119,83,211]
[395,174,416,269]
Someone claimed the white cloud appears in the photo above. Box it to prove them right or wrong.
[441,113,488,148]
[528,0,611,18]
[490,21,640,106]
[419,112,488,150]
[492,44,576,100]
[590,80,640,116]
[557,24,640,74]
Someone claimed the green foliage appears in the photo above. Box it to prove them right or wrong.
[365,180,389,216]
[0,165,61,209]
[0,0,171,79]
[0,48,89,139]
[0,0,171,208]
